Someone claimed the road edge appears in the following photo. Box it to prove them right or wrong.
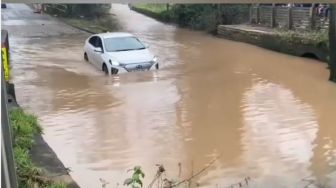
[7,97,80,188]
[58,17,96,34]
[3,5,81,187]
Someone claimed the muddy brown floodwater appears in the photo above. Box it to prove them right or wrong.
[4,3,336,188]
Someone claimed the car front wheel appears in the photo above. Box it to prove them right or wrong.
[84,52,88,62]
[102,64,108,75]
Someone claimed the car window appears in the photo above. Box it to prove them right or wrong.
[104,37,145,52]
[89,36,97,46]
[96,37,103,49]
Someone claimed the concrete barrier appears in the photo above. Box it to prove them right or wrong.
[217,25,328,62]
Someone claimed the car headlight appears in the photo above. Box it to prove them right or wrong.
[109,60,120,66]
[153,56,158,63]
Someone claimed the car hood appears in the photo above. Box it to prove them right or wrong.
[106,49,154,64]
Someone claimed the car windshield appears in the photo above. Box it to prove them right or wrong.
[104,37,146,52]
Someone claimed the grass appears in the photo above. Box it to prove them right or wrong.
[9,108,67,188]
[132,4,168,14]
[130,4,171,22]
[61,15,119,34]
[275,29,329,49]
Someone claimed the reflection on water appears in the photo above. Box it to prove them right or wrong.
[4,3,336,188]
[240,81,318,187]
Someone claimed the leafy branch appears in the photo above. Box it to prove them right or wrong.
[124,166,145,188]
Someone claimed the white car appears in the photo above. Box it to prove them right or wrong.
[83,32,159,75]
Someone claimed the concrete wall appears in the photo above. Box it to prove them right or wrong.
[217,25,329,62]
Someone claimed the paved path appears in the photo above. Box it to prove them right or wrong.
[1,3,83,37]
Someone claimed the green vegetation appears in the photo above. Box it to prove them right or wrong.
[130,4,171,22]
[124,166,145,188]
[44,4,111,18]
[130,4,250,32]
[329,4,336,82]
[276,30,329,49]
[133,4,168,14]
[61,16,119,34]
[122,164,250,188]
[169,4,249,31]
[44,4,119,34]
[10,108,67,188]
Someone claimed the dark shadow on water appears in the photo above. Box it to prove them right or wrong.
[302,52,320,60]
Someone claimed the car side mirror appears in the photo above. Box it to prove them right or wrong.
[144,43,150,48]
[94,47,103,53]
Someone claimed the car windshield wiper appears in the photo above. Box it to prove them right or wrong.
[114,49,134,52]
[113,47,146,52]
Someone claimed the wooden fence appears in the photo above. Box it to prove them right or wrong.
[250,5,329,31]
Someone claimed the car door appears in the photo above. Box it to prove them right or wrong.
[87,36,97,65]
[93,37,104,69]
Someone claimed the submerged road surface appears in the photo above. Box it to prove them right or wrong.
[3,4,336,188]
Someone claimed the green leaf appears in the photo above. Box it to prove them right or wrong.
[135,179,143,187]
[133,166,145,178]
[133,166,141,172]
[132,185,140,188]
[132,173,140,182]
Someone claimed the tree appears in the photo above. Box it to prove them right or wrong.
[329,4,336,82]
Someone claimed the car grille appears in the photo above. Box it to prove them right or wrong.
[124,61,153,72]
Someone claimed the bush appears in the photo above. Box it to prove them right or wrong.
[130,4,171,22]
[276,30,329,49]
[132,4,250,32]
[45,4,111,18]
[172,4,249,31]
[68,4,111,17]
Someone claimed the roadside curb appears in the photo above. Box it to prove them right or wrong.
[58,18,96,34]
[30,134,80,188]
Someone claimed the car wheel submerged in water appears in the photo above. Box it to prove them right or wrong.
[84,52,88,62]
[102,64,108,75]
[83,32,159,75]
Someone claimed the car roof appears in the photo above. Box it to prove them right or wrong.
[94,32,134,39]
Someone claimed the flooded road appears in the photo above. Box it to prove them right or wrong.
[3,4,336,188]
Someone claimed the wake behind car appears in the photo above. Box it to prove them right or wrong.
[83,32,159,75]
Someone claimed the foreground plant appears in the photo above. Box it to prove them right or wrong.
[124,166,146,188]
